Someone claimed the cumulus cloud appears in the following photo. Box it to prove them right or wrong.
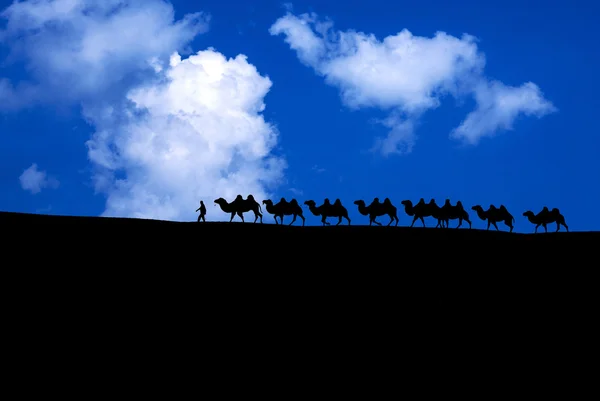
[86,50,285,220]
[270,11,556,154]
[19,163,59,194]
[0,0,209,107]
[1,0,286,221]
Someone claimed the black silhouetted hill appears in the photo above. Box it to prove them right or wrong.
[3,211,598,257]
[3,210,598,241]
[2,210,596,379]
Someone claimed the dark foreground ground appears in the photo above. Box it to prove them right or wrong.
[2,210,597,384]
[2,210,599,261]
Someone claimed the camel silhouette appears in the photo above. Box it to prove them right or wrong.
[400,198,445,228]
[304,198,351,226]
[353,198,399,226]
[471,205,514,232]
[440,199,472,229]
[523,207,569,233]
[262,198,305,226]
[214,195,263,223]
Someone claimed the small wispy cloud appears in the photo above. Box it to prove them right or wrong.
[19,163,59,194]
[312,165,326,173]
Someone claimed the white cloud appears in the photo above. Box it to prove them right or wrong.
[86,49,286,220]
[270,11,556,154]
[0,0,209,107]
[451,80,556,144]
[1,0,286,221]
[19,163,59,194]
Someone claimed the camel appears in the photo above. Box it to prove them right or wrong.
[304,198,351,226]
[440,199,472,229]
[214,194,263,223]
[262,198,305,226]
[400,198,445,228]
[523,207,569,233]
[471,205,514,232]
[353,198,399,226]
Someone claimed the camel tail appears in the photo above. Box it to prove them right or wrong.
[258,204,262,213]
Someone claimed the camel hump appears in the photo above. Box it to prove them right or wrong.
[334,198,342,206]
[499,205,507,211]
[289,198,298,205]
[247,194,255,200]
[383,198,391,204]
[552,207,560,213]
[456,200,463,208]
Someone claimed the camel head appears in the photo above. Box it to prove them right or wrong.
[262,199,273,206]
[471,205,482,211]
[401,200,412,207]
[304,200,316,207]
[523,211,534,217]
[214,197,226,206]
[353,200,365,206]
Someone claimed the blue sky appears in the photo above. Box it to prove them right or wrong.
[1,0,598,232]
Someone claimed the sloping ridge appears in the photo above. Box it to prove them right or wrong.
[3,210,596,348]
[2,210,597,241]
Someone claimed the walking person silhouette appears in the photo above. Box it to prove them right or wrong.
[196,200,206,222]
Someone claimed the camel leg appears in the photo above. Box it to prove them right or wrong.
[505,220,513,233]
[237,211,245,223]
[259,211,263,223]
[410,216,417,227]
[466,218,472,229]
[300,215,305,226]
[420,217,426,227]
[372,216,382,226]
[321,215,330,226]
[336,216,342,226]
[345,216,351,225]
[289,214,296,226]
[394,216,399,226]
[229,212,235,222]
[486,220,490,230]
[387,215,393,226]
[562,221,569,232]
[543,223,548,233]
[456,219,462,229]
[492,221,499,231]
[534,224,539,233]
